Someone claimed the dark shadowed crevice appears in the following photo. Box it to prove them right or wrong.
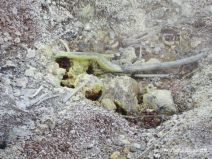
[0,140,7,149]
[56,57,71,70]
[86,64,94,74]
[137,93,143,105]
[85,90,102,101]
[114,101,127,115]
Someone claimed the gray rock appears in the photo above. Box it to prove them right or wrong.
[103,76,140,113]
[26,49,36,58]
[130,143,141,152]
[15,77,28,88]
[0,37,4,44]
[130,141,146,152]
[84,23,92,31]
[8,126,32,140]
[14,37,20,43]
[13,89,21,97]
[80,4,95,19]
[154,47,161,54]
[93,41,105,52]
[127,152,133,159]
[120,139,131,145]
[131,143,141,149]
[75,74,103,101]
[120,47,137,64]
[12,7,17,15]
[40,115,56,130]
[46,74,61,87]
[25,67,35,77]
[208,53,212,63]
[153,153,161,159]
[87,141,95,149]
[143,89,177,114]
[145,58,161,64]
[191,38,202,48]
[4,60,16,67]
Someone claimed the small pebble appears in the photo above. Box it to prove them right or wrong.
[110,151,121,159]
[0,37,4,44]
[4,60,16,67]
[15,77,28,88]
[127,152,133,159]
[70,130,76,134]
[26,49,36,58]
[153,153,161,159]
[14,37,20,43]
[15,31,21,36]
[25,67,35,77]
[121,139,131,145]
[84,23,92,31]
[132,143,141,149]
[13,89,21,97]
[154,47,161,54]
[87,142,95,149]
[12,7,18,15]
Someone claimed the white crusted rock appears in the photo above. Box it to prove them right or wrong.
[25,66,36,77]
[26,49,36,58]
[15,77,28,88]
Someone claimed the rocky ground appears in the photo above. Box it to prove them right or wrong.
[0,0,212,159]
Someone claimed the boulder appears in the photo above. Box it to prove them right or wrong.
[102,76,140,113]
[143,89,177,114]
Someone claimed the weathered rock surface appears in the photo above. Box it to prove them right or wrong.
[101,98,117,111]
[102,76,140,113]
[75,74,103,101]
[119,47,137,64]
[143,89,177,114]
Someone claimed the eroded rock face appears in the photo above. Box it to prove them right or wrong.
[75,74,104,101]
[101,98,117,111]
[119,47,137,64]
[102,76,140,113]
[143,89,177,115]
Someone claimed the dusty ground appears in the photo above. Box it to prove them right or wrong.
[0,0,212,159]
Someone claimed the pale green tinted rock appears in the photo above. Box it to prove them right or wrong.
[145,58,161,64]
[143,89,177,114]
[101,98,117,110]
[103,76,140,113]
[75,74,104,100]
[110,151,121,159]
[80,4,95,19]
